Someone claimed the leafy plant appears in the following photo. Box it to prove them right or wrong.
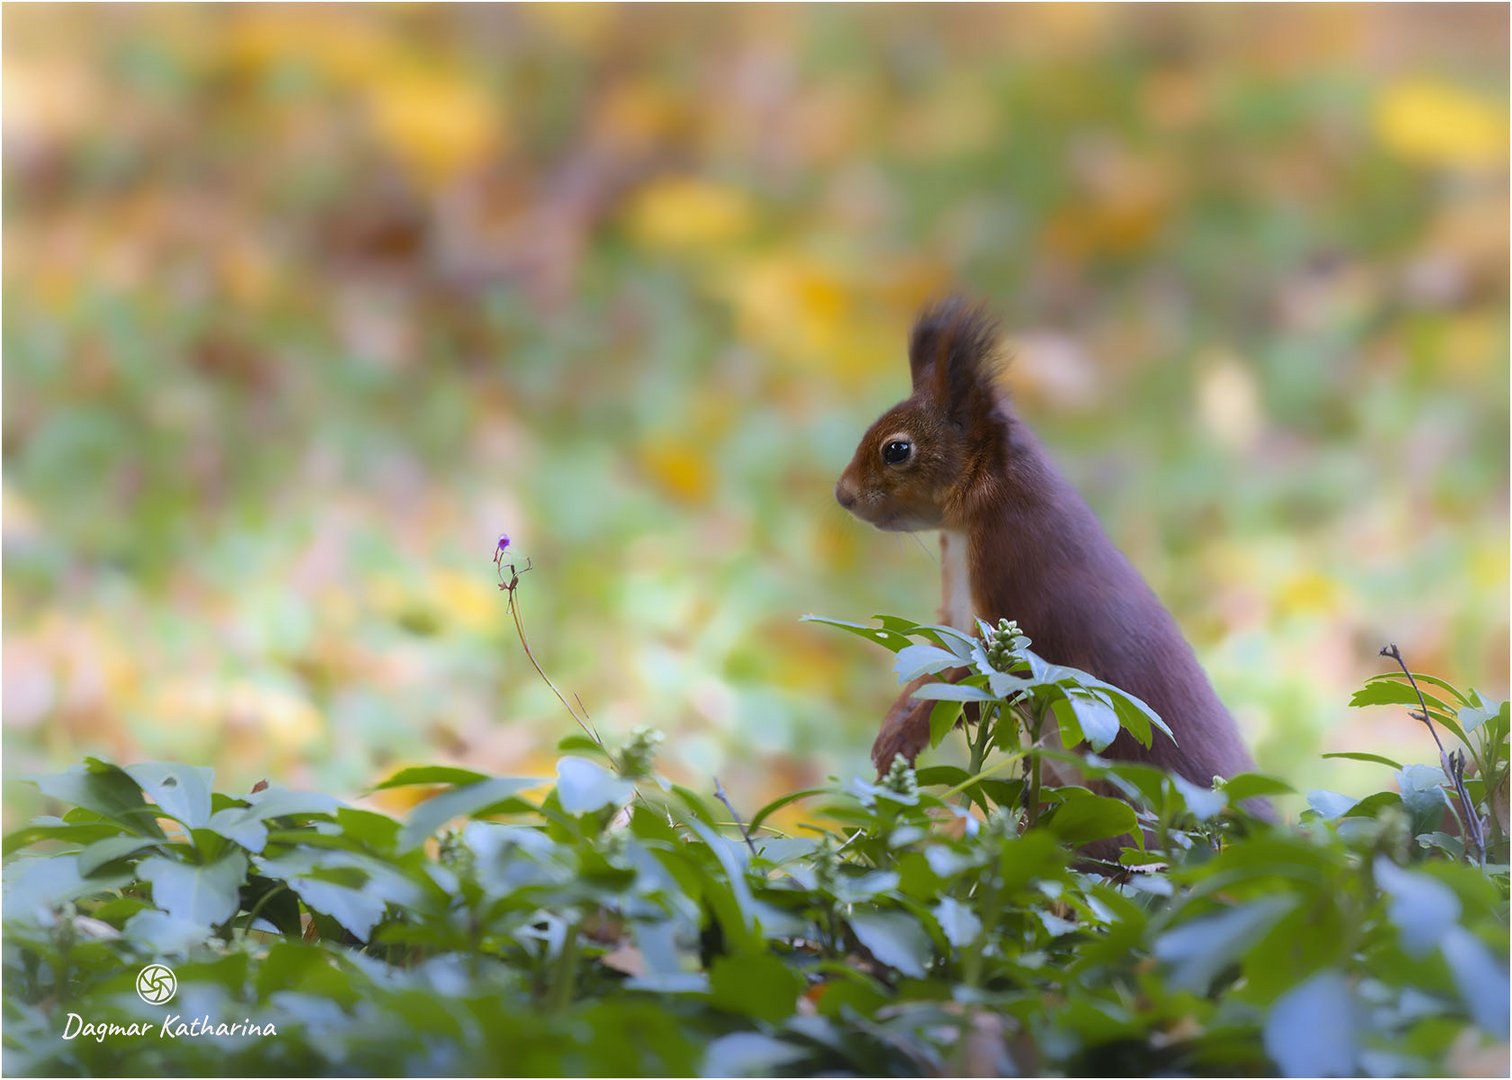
[4,613,1507,1077]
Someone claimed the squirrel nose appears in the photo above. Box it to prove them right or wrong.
[835,478,858,510]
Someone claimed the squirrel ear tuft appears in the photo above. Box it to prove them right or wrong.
[908,296,1005,425]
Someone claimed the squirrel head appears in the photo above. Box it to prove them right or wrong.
[834,297,1008,532]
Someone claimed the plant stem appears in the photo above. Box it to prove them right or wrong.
[1381,644,1485,866]
[240,883,288,939]
[508,586,601,747]
[941,750,1026,801]
[960,703,998,811]
[546,923,579,1013]
[1025,704,1044,829]
[714,777,757,855]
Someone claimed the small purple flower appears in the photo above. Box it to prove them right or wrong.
[496,533,511,553]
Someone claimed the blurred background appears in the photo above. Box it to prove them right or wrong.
[4,4,1507,822]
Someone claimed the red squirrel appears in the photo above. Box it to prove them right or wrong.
[834,298,1258,789]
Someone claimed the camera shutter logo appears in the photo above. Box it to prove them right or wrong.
[136,963,177,1005]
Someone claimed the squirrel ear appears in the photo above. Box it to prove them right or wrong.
[908,297,1004,427]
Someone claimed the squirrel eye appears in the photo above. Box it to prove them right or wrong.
[882,440,912,465]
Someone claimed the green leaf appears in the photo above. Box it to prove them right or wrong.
[1066,691,1119,753]
[257,848,422,940]
[747,788,828,834]
[268,871,386,941]
[1340,790,1402,821]
[33,760,164,838]
[800,614,914,653]
[1169,775,1226,822]
[927,699,963,748]
[871,614,927,636]
[1154,896,1296,993]
[1320,751,1403,769]
[912,682,996,703]
[1440,926,1511,1037]
[1392,671,1473,706]
[810,973,889,1019]
[1085,680,1173,747]
[372,765,490,790]
[933,896,982,948]
[3,821,129,856]
[255,940,366,1004]
[555,758,635,815]
[555,733,610,758]
[708,953,804,1023]
[1458,693,1505,734]
[676,815,761,951]
[1373,856,1461,956]
[1041,795,1137,846]
[987,670,1034,698]
[123,910,209,954]
[138,851,249,928]
[2,855,132,922]
[1220,772,1296,803]
[242,874,302,936]
[124,762,215,829]
[1349,678,1468,740]
[1050,695,1085,750]
[913,765,972,789]
[1417,831,1466,859]
[893,643,962,683]
[848,909,932,978]
[76,835,161,877]
[1396,765,1451,834]
[670,784,719,827]
[334,808,401,851]
[1305,789,1358,819]
[398,777,543,849]
[702,1033,808,1077]
[206,787,341,854]
[1263,970,1358,1077]
[907,622,978,658]
[1350,676,1457,714]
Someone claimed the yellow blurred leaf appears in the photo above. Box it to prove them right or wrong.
[639,437,713,505]
[1043,192,1167,260]
[1375,79,1507,169]
[1143,70,1208,132]
[429,568,500,635]
[1471,541,1509,590]
[1276,571,1344,618]
[893,74,998,159]
[595,82,693,150]
[726,255,848,357]
[366,782,444,816]
[228,11,393,86]
[220,240,277,307]
[229,680,322,754]
[521,3,618,49]
[368,68,501,187]
[624,178,755,251]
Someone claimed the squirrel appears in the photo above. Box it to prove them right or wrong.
[833,297,1259,793]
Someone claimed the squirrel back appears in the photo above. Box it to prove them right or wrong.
[834,298,1256,785]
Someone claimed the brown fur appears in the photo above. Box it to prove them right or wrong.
[835,298,1257,788]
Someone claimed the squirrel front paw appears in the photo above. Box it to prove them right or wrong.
[870,704,932,776]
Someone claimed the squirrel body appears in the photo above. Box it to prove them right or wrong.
[835,299,1257,787]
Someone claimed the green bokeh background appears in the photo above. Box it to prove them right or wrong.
[4,4,1507,821]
